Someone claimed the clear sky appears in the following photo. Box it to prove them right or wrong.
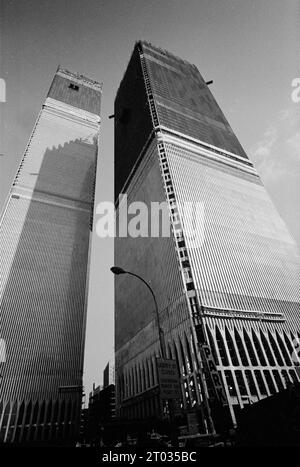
[0,0,299,395]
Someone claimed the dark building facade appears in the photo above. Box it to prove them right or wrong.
[114,41,300,431]
[0,68,102,444]
[86,362,116,445]
[88,384,116,444]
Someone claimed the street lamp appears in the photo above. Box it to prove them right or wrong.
[111,266,180,445]
[111,267,217,437]
[110,266,167,358]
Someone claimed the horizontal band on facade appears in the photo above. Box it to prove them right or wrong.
[10,189,92,213]
[202,305,285,319]
[44,97,101,124]
[157,127,255,171]
[202,309,286,322]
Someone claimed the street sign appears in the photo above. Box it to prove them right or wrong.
[156,358,182,400]
[201,344,228,406]
[58,385,82,393]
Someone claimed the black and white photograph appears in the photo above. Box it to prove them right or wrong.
[0,0,299,459]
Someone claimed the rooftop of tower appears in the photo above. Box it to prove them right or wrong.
[47,66,102,116]
[116,41,196,100]
[55,66,103,92]
[138,40,198,70]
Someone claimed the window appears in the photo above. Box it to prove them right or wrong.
[184,381,191,406]
[216,327,229,366]
[52,401,59,425]
[183,269,192,281]
[268,331,284,366]
[235,370,248,396]
[254,370,268,395]
[191,337,200,372]
[139,364,144,392]
[225,327,239,366]
[281,369,291,387]
[17,402,25,426]
[66,400,72,423]
[276,331,292,366]
[206,326,219,365]
[252,330,267,366]
[25,402,32,424]
[59,401,66,423]
[283,332,294,357]
[135,365,139,394]
[224,370,237,396]
[189,376,197,406]
[31,402,39,425]
[9,403,18,430]
[289,369,299,384]
[263,370,276,395]
[185,334,194,373]
[260,330,275,366]
[272,370,284,391]
[234,328,249,366]
[243,329,258,366]
[245,370,258,396]
[173,345,181,380]
[167,344,173,360]
[179,340,188,375]
[45,401,52,424]
[68,83,79,91]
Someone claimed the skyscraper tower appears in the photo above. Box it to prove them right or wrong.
[0,68,102,444]
[114,41,299,431]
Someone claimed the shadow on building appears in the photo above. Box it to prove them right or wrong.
[0,137,97,445]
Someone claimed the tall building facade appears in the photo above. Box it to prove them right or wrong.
[114,41,300,430]
[103,361,115,389]
[87,362,116,446]
[0,68,102,444]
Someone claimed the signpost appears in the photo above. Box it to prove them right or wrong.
[156,358,181,400]
[201,344,228,405]
[58,385,83,394]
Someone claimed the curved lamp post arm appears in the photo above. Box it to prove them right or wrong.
[126,271,167,359]
[111,266,167,359]
[111,266,178,444]
[126,273,159,322]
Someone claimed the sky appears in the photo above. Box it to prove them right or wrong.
[0,0,299,395]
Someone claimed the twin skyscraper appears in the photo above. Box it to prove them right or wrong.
[0,41,299,444]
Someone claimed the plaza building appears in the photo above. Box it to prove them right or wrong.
[0,68,102,444]
[114,41,299,431]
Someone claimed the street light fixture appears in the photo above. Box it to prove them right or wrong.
[110,266,166,358]
[110,266,125,275]
[111,266,218,438]
[111,266,180,445]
